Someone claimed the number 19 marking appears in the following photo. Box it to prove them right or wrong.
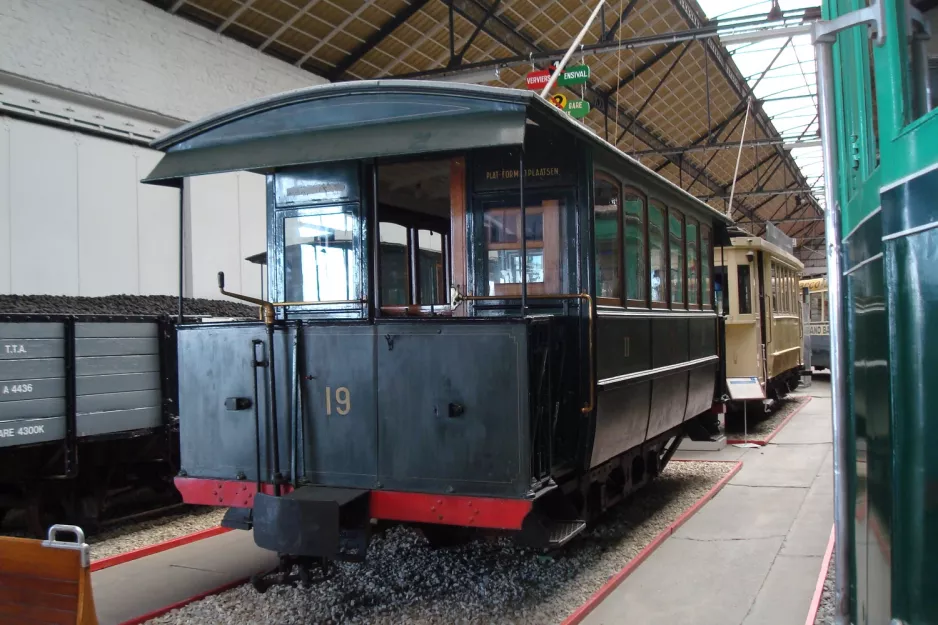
[324,386,351,415]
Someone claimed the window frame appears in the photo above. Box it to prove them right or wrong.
[593,172,624,306]
[274,202,367,318]
[667,206,686,310]
[647,199,669,309]
[685,217,700,310]
[622,186,650,309]
[473,191,574,300]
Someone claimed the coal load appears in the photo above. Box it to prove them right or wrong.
[0,294,258,318]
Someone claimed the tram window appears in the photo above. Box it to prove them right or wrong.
[418,230,446,305]
[283,207,360,303]
[903,7,935,122]
[669,211,685,307]
[822,290,829,322]
[686,220,699,307]
[701,226,712,308]
[624,190,647,304]
[594,177,621,302]
[770,263,778,313]
[380,222,409,306]
[648,202,666,304]
[810,292,823,322]
[484,199,565,296]
[737,264,753,315]
[714,266,729,315]
[931,59,938,111]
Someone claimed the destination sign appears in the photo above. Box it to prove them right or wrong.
[565,99,590,119]
[806,323,830,336]
[524,64,591,90]
[484,167,562,182]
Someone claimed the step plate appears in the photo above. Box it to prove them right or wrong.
[546,520,587,547]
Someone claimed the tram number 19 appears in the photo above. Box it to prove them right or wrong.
[324,386,351,416]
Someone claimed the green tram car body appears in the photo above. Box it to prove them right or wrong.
[822,0,938,622]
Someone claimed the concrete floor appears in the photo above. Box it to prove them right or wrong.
[91,529,278,625]
[581,378,833,625]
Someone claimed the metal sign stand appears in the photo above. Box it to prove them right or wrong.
[727,377,764,448]
[736,401,760,449]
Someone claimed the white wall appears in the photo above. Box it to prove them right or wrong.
[187,172,267,299]
[0,0,329,299]
[0,0,326,123]
[0,116,266,299]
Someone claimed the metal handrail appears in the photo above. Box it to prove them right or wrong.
[216,271,365,325]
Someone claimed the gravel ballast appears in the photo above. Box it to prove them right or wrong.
[725,395,809,440]
[146,461,732,625]
[0,294,257,318]
[90,507,227,562]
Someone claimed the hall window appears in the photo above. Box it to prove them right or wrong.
[648,201,666,305]
[701,225,712,308]
[686,219,699,308]
[669,209,685,307]
[484,199,565,296]
[594,176,621,303]
[624,189,647,305]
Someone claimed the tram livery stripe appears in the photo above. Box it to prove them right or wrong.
[598,355,718,387]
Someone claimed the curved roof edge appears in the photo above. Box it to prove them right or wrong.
[150,80,530,151]
[146,80,732,226]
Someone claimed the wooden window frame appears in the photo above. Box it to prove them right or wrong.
[648,199,669,309]
[685,217,701,310]
[667,206,687,310]
[594,172,624,307]
[623,186,649,309]
[701,225,713,310]
[482,200,562,297]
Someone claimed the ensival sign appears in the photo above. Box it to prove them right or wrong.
[525,64,591,90]
[557,64,590,87]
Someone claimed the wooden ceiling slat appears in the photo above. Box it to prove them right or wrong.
[161,0,821,236]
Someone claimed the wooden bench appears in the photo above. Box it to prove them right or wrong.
[0,525,97,625]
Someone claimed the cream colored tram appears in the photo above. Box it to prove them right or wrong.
[799,277,830,370]
[715,235,804,401]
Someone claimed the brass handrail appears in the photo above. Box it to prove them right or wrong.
[217,272,365,325]
[218,272,275,325]
[271,299,366,307]
[452,290,595,414]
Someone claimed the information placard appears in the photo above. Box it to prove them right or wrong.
[726,377,766,401]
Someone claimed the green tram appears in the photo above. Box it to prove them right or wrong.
[817,1,938,623]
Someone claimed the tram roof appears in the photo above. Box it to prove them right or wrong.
[718,233,804,270]
[799,277,827,290]
[142,80,732,225]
